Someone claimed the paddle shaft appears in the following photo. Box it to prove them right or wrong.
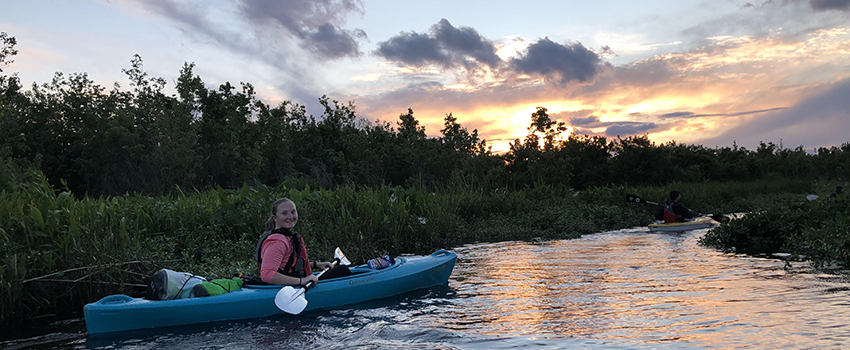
[303,258,340,289]
[283,258,341,306]
[626,194,660,206]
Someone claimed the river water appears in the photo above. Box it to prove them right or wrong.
[5,226,850,349]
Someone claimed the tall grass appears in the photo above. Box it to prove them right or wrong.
[0,174,649,327]
[2,174,836,328]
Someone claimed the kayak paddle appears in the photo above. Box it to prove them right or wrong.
[626,194,660,206]
[627,193,727,223]
[274,247,351,315]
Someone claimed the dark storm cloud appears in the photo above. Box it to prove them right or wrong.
[604,122,659,137]
[510,38,602,86]
[810,0,850,11]
[240,0,366,59]
[375,19,500,69]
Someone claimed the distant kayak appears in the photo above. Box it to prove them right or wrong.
[84,250,457,334]
[647,216,717,232]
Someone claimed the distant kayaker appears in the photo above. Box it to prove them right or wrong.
[255,198,349,286]
[655,190,696,223]
[830,186,843,198]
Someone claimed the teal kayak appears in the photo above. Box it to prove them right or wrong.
[84,250,456,334]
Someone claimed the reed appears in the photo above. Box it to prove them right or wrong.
[2,174,840,327]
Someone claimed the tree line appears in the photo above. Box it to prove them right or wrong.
[1,33,849,197]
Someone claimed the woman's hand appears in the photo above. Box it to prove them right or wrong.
[300,274,318,286]
[314,261,333,271]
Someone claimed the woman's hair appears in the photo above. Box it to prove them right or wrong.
[265,198,295,231]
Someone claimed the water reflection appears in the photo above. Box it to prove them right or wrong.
[446,228,850,349]
[6,227,850,349]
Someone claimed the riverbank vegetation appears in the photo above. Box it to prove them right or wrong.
[1,33,849,330]
[700,189,850,269]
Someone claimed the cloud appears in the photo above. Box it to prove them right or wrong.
[303,23,366,59]
[374,19,500,70]
[604,122,659,137]
[137,0,228,44]
[558,113,661,137]
[569,115,601,126]
[239,0,367,59]
[374,32,450,67]
[657,108,788,120]
[432,19,501,69]
[659,111,697,118]
[697,78,850,149]
[374,20,607,91]
[119,0,369,116]
[612,60,675,87]
[810,0,850,11]
[355,5,849,152]
[130,0,366,60]
[510,38,603,86]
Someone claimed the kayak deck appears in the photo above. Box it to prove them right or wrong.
[84,250,456,334]
[647,216,717,232]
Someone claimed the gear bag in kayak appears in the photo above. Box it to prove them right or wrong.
[144,269,207,300]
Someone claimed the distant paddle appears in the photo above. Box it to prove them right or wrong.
[806,194,819,201]
[274,247,351,315]
[627,193,727,223]
[626,194,659,206]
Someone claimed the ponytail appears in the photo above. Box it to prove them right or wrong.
[265,215,275,231]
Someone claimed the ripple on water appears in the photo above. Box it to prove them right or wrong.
[6,227,850,349]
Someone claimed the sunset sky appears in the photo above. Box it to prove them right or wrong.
[3,0,850,153]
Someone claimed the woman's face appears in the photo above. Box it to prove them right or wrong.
[273,201,298,230]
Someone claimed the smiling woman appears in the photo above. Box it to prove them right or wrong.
[255,198,350,286]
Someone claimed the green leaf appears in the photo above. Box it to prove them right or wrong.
[30,206,44,228]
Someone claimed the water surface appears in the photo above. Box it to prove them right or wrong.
[5,227,850,349]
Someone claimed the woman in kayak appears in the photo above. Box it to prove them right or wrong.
[655,190,696,222]
[254,198,348,285]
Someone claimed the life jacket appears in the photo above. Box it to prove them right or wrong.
[662,202,679,223]
[254,228,307,278]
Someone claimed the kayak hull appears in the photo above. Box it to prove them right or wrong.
[84,250,456,334]
[647,216,716,232]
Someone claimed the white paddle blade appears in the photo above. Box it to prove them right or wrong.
[807,194,819,201]
[275,286,308,314]
[335,247,351,266]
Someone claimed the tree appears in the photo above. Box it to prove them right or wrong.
[561,134,611,189]
[440,113,487,155]
[504,107,572,187]
[0,32,17,73]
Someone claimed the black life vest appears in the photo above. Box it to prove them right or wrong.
[254,228,307,278]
